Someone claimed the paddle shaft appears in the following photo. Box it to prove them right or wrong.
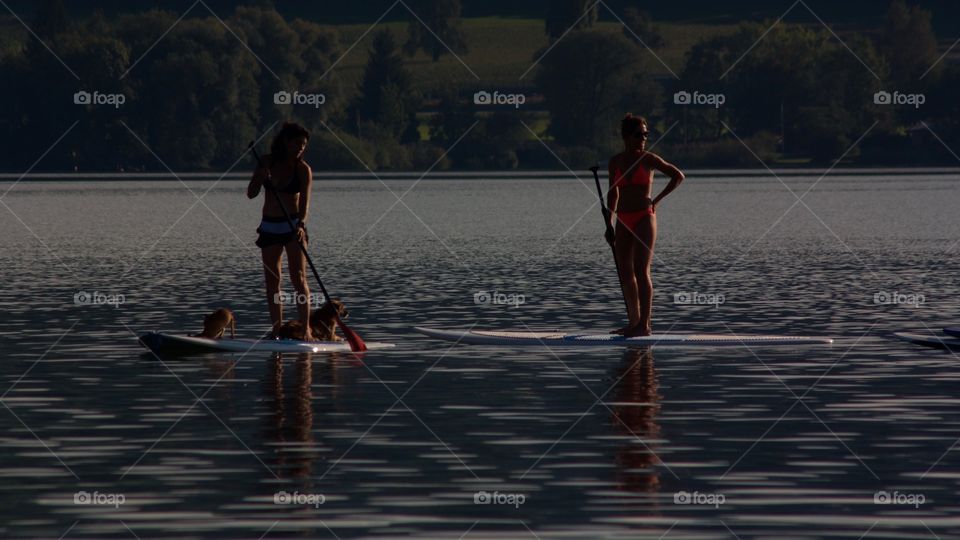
[591,166,629,314]
[249,144,366,351]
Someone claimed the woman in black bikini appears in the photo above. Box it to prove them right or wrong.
[247,123,314,341]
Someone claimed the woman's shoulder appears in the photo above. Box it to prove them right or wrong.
[298,160,312,176]
[609,152,626,167]
[641,151,665,166]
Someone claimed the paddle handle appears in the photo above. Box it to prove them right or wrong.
[249,143,367,352]
[591,166,617,241]
[591,165,629,314]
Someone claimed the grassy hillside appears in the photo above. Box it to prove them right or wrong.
[332,18,739,95]
[0,20,25,60]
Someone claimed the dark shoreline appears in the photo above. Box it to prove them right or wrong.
[3,167,960,181]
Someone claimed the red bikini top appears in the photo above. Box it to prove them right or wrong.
[612,155,652,187]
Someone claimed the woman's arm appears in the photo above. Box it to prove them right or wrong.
[649,153,685,208]
[605,160,620,245]
[606,160,620,229]
[297,163,313,224]
[247,158,270,199]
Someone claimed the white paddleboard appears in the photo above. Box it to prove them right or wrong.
[893,332,960,350]
[415,327,833,347]
[138,332,394,354]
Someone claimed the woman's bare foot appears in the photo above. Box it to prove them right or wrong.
[624,324,652,338]
[610,324,633,335]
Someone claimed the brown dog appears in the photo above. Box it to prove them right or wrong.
[276,300,348,341]
[197,308,236,339]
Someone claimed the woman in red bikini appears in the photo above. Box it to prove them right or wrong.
[247,123,314,341]
[606,114,685,337]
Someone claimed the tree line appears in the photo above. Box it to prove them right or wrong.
[0,0,957,171]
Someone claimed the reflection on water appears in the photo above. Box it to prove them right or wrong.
[1,175,960,538]
[611,349,661,496]
[264,353,316,481]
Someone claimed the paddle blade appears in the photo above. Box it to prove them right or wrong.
[337,316,367,352]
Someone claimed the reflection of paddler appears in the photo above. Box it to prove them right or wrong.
[263,352,321,480]
[610,348,662,494]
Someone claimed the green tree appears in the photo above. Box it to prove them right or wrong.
[32,0,69,41]
[679,22,886,160]
[229,6,346,153]
[429,84,474,145]
[403,0,467,62]
[289,17,347,125]
[449,113,527,169]
[621,7,664,48]
[113,10,179,64]
[545,0,598,39]
[537,31,654,149]
[130,17,260,169]
[5,13,133,171]
[791,106,853,163]
[228,6,305,131]
[878,0,939,88]
[356,29,420,141]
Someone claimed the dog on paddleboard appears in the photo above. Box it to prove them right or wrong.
[196,308,236,339]
[276,299,349,341]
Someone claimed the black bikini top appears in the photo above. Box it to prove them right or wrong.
[268,161,301,194]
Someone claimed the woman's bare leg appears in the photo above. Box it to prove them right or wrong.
[262,244,285,337]
[614,225,641,328]
[284,238,312,340]
[633,215,657,335]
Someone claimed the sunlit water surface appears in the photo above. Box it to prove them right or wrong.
[1,171,959,539]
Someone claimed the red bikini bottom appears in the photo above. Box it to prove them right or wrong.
[616,207,655,232]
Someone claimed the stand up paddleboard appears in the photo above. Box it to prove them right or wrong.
[415,327,833,347]
[138,332,394,355]
[893,331,960,351]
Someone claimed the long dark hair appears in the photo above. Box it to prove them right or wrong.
[269,122,310,162]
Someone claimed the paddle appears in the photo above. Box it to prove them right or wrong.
[248,142,367,352]
[590,165,629,315]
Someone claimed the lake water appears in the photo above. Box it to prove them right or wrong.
[1,170,959,539]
